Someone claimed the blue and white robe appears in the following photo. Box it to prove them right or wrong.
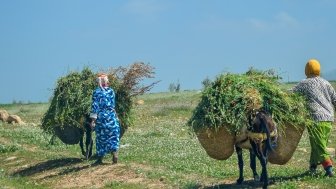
[90,87,120,157]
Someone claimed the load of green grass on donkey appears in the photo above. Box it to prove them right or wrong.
[188,68,314,164]
[41,63,159,145]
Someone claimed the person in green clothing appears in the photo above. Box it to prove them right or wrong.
[293,59,336,177]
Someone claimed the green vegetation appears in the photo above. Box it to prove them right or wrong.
[0,144,21,153]
[189,69,313,134]
[41,68,96,134]
[41,63,158,142]
[0,90,336,188]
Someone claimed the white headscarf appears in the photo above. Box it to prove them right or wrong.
[96,74,109,90]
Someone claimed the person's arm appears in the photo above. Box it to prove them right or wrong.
[90,90,99,128]
[90,118,96,129]
[288,82,301,94]
[291,83,300,93]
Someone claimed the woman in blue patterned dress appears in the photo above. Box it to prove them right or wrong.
[90,73,120,165]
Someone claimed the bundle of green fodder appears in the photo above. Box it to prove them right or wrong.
[188,69,313,163]
[42,62,158,144]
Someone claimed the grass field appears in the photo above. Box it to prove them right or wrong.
[1,88,336,188]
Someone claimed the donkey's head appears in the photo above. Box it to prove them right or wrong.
[247,109,278,152]
[249,110,276,134]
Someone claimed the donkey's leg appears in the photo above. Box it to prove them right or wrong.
[85,126,93,158]
[249,149,260,181]
[83,115,94,158]
[79,132,86,157]
[236,145,244,184]
[259,155,269,189]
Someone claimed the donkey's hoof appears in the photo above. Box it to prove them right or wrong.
[262,180,273,189]
[253,174,260,181]
[259,176,266,182]
[236,178,243,185]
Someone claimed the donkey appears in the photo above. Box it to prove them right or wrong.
[79,115,93,159]
[235,110,278,189]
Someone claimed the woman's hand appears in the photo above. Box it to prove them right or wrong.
[90,119,96,129]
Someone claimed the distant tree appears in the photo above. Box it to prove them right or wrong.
[202,76,212,89]
[169,83,176,92]
[12,100,24,105]
[176,80,180,92]
[168,80,181,92]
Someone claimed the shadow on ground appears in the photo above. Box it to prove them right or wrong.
[202,180,265,189]
[190,171,313,189]
[12,157,86,177]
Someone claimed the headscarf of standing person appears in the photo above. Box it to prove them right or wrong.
[96,73,109,90]
[305,59,320,78]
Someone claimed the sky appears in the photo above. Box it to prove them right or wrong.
[1,0,336,104]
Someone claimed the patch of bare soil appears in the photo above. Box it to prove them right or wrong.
[8,157,167,189]
[52,163,141,188]
[51,162,167,188]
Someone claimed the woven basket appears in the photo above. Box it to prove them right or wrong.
[196,126,235,160]
[268,123,304,165]
[196,123,304,164]
[54,121,127,145]
[54,125,83,145]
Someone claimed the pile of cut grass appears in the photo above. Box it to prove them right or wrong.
[41,68,95,135]
[41,63,158,143]
[188,68,313,133]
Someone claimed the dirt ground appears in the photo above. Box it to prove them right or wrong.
[3,155,168,189]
